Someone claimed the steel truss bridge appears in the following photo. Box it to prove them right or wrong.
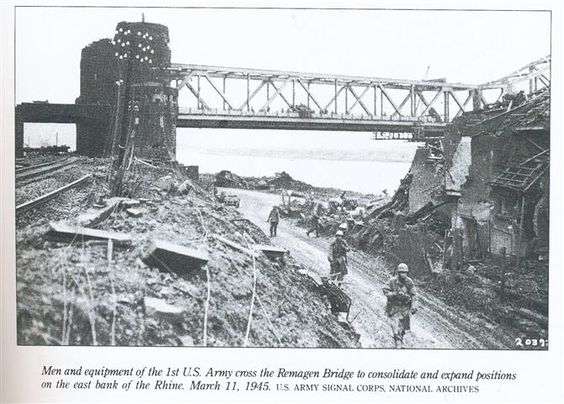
[169,55,550,137]
[15,56,551,158]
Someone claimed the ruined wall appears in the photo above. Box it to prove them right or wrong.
[445,136,471,194]
[534,176,549,253]
[76,39,119,156]
[408,147,443,213]
[457,134,498,218]
[78,39,120,106]
[452,124,549,258]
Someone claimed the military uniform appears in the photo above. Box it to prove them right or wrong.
[267,208,280,237]
[307,204,322,237]
[329,237,350,281]
[382,275,417,347]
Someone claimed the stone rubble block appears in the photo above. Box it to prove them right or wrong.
[142,239,208,274]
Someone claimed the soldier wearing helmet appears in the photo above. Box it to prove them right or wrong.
[382,263,418,348]
[328,230,350,281]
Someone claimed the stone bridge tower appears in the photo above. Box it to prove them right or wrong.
[77,19,178,160]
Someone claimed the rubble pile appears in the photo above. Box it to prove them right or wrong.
[213,170,248,189]
[16,159,360,347]
[286,89,550,339]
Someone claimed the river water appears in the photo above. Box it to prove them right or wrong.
[177,129,418,195]
[24,124,418,195]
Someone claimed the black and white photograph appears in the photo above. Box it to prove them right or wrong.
[9,5,553,352]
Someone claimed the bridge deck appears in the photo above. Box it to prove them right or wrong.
[177,109,445,134]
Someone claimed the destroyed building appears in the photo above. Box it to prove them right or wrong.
[408,90,550,265]
[444,90,549,263]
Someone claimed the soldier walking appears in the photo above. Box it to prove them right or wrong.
[307,203,322,237]
[266,206,280,237]
[328,230,350,281]
[382,263,417,348]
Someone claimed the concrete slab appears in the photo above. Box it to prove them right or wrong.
[125,208,143,218]
[144,297,184,322]
[143,239,208,274]
[46,222,132,245]
[252,244,287,260]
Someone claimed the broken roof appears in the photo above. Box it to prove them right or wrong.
[449,88,550,138]
[489,158,548,193]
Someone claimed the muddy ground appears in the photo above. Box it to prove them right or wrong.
[16,157,360,347]
[227,188,518,349]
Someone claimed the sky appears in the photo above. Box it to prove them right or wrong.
[15,6,551,191]
[15,7,551,104]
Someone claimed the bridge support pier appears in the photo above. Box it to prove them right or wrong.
[126,83,178,161]
[472,89,482,111]
[77,121,111,157]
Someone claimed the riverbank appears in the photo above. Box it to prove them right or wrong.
[15,156,360,347]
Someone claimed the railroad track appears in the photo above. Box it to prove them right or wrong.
[16,174,92,214]
[16,156,81,183]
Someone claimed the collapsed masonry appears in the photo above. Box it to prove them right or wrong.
[404,89,550,266]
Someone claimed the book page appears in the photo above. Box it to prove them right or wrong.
[2,1,563,403]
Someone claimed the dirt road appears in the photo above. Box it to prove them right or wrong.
[227,188,514,349]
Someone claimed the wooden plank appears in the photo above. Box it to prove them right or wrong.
[212,234,258,257]
[143,239,208,274]
[46,221,132,245]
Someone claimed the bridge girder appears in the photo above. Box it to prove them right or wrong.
[168,63,487,124]
[168,55,550,131]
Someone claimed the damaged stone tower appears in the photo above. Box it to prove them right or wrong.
[77,20,178,160]
[76,39,119,156]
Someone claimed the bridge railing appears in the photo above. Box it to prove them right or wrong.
[170,64,481,124]
[177,107,439,123]
[170,56,550,126]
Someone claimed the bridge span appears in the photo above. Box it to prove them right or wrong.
[169,63,483,129]
[169,57,549,136]
[15,15,550,160]
[176,108,446,135]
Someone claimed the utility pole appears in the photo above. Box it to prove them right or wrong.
[111,59,133,196]
[110,23,151,196]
